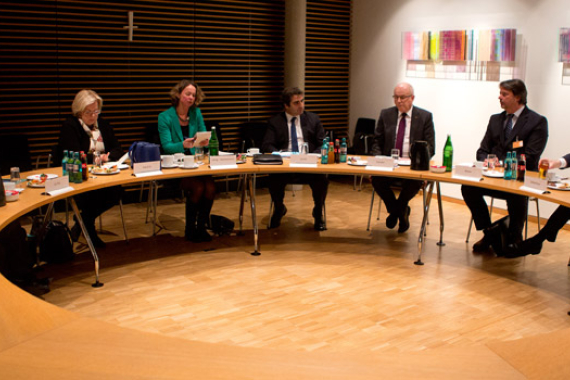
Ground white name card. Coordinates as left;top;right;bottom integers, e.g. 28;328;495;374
290;154;318;167
45;176;74;196
520;176;548;194
209;154;238;170
365;156;394;171
453;165;482;182
134;161;162;177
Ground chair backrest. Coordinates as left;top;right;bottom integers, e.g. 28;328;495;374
0;135;33;175
240;121;269;152
351;118;376;155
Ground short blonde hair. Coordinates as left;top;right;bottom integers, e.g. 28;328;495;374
71;89;103;116
169;79;205;107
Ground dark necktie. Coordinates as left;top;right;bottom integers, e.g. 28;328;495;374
395;113;406;157
505;114;514;140
290;117;299;152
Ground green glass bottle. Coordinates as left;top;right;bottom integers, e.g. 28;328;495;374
442;135;453;172
208;127;219;156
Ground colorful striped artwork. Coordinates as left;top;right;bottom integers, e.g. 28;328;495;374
402;29;516;62
560;28;570;63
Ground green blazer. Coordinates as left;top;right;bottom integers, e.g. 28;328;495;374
158;106;206;154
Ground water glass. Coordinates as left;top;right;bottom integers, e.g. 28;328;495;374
300;142;309;155
391;149;400;166
10;167;20;183
487;154;497;170
195;147;205;164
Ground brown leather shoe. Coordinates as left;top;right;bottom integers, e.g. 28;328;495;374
472;235;491;252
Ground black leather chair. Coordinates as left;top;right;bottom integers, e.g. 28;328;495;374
0;135;33;176
350;118;376;190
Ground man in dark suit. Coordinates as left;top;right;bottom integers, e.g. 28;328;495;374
262;87;328;231
462;79;548;253
504;154;570;258
370;82;435;233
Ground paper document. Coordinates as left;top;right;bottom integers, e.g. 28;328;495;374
194;131;211;146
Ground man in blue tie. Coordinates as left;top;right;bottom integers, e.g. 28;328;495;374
462;79;548;254
370;82;435;233
262;87;328;231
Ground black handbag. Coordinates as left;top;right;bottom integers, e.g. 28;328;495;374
253;154;283;165
483;215;510;256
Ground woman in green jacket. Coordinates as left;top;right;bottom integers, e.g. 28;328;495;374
158;80;215;242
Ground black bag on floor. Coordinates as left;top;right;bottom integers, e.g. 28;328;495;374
40;220;75;264
483;216;510;256
207;214;235;236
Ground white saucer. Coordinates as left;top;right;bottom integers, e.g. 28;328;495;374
482;170;504;178
348;161;368;166
180;164;199;169
161;164;180;169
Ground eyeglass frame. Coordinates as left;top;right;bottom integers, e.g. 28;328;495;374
392;95;412;101
83;110;100;116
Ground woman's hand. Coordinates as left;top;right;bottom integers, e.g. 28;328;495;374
199;138;209;147
183;137;197;149
100;152;110;163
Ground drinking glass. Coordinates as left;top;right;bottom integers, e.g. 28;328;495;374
487;154;497;171
194;147;205;165
301;142;309;155
539;161;549;180
391;149;400;167
10;167;20;183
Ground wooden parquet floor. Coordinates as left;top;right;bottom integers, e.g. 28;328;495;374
39;179;570;355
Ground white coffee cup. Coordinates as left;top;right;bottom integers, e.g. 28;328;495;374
247;147;260;155
183;155;195;168
174;153;185;163
161;155;174;167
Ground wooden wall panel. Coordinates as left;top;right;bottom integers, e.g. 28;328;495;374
0;0;350;169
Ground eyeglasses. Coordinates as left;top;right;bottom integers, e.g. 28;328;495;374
83;110;100;116
392;95;412;101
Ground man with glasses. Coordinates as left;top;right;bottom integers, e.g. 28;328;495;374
461;79;548;254
370;82;435;233
262;87;328;231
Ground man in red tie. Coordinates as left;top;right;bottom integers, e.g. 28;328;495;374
370;82;435;233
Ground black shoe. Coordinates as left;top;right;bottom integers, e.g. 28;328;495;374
269;205;287;229
70;223;82;242
472;235;491;253
193;228;213;243
314;218;326;231
386;213;398;229
504;236;543;258
397;206;411;233
89;233;106;249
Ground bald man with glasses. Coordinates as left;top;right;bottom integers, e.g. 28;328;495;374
370;82;435;233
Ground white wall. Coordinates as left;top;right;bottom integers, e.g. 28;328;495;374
351;0;570;217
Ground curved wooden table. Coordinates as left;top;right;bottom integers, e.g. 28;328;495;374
2;158;570;379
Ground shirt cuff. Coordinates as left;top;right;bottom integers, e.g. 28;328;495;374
560;158;567;168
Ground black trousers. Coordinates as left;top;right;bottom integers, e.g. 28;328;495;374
74;185;122;227
268;173;328;215
371;177;423;216
461;185;527;239
539;205;570;242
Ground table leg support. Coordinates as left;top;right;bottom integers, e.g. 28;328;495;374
436;182;446;246
415;181;435;266
69;197;103;288
238;174;247;236
248;174;260;256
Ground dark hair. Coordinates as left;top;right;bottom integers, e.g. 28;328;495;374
169;79;205;107
500;79;527;105
281;87;304;106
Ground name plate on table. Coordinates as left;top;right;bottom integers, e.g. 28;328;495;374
210;154;238;169
45;176;74;196
290;154;318;167
365;156;394;171
133;161;162;177
453;164;482;181
520;176;548;194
